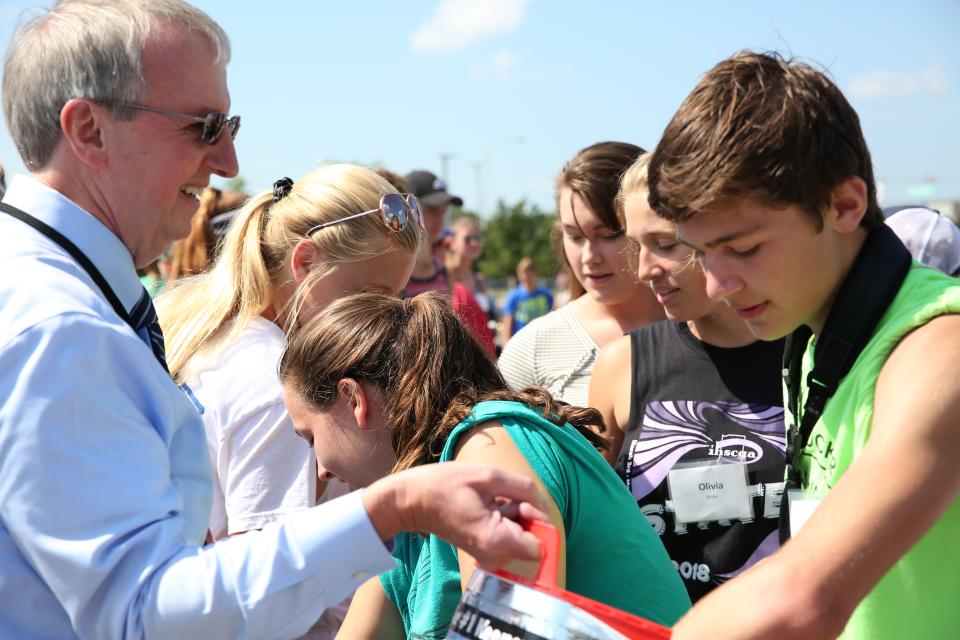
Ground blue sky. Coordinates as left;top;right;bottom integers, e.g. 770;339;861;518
2;0;958;215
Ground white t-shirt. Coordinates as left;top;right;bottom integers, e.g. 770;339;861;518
185;316;353;638
497;304;598;407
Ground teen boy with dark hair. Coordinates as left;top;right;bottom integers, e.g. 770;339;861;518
648;51;960;639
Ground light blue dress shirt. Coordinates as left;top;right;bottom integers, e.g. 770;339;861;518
0;175;394;639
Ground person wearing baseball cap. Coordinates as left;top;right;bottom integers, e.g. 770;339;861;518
405;170;464;208
401;170;463;298
399;170;495;353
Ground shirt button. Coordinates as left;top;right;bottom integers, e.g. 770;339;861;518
353;570;369;581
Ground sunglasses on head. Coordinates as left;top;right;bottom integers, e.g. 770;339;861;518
113;101;241;145
307;193;424;235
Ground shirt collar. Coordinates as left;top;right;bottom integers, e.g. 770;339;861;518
3;174;144;312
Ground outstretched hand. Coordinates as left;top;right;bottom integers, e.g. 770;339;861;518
363;462;548;569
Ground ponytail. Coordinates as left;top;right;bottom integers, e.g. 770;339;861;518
157;189;277;380
279;292;607;478
157;164;421;382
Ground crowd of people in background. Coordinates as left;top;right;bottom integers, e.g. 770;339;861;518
1;2;959;640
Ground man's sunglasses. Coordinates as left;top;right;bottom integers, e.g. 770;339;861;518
307;193;424;235
114;101;240;145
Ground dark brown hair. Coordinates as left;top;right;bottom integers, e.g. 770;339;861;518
648;51;883;230
279;291;607;474
553;141;646;298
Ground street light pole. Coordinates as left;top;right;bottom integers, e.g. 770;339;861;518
439;152;456;186
471;161;485;219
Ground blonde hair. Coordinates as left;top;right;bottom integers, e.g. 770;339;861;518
445;216;482;279
450;216;479;234
158;164;421;381
616;153;650;225
617;153;697;273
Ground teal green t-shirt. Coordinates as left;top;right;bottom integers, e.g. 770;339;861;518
380;400;691;638
793;264;960;639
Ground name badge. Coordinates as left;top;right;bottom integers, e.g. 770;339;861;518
764;481;785;519
667;460;752;524
787;489;822;537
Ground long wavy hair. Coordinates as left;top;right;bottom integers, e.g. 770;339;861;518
157;164;421;381
279;291;607;474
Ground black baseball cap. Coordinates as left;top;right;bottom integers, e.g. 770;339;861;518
404;170;463;207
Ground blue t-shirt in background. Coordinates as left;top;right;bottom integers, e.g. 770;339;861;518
505;285;553;335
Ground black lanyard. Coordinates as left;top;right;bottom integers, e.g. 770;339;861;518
778;224;912;542
0;201;135;330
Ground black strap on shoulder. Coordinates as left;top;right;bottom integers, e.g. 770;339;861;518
801;223;912;442
0;201;133;327
780;223;913;542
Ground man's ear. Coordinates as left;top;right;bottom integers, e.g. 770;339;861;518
59;98;108;170
337;378;373;430
290;239;323;284
827;176;868;234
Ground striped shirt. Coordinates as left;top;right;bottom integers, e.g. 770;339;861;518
497;304;598;407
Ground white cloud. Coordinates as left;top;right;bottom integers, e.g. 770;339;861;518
469;53;573;85
471;49;518;81
411;0;530;52
847;64;950;100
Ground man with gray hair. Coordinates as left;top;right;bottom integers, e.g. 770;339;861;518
0;2;545;638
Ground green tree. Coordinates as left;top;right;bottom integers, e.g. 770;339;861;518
476;199;558;280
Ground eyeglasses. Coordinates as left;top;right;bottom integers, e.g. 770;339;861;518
114;101;240;145
307;193;424;235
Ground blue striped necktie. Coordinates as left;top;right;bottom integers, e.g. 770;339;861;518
129;288;169;373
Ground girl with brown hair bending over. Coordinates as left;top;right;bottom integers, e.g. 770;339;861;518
279;291;691;639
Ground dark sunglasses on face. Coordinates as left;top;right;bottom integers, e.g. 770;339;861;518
113;101;241;145
307;193;425;235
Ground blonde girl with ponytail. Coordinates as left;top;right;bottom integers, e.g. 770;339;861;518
156;164;421;637
278;291;691;639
